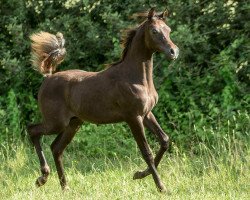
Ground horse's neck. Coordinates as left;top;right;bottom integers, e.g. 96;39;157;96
122;29;154;88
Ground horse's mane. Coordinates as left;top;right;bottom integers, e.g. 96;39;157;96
107;10;166;68
108;28;137;67
107;12;149;68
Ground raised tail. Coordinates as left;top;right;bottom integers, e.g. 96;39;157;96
30;31;66;76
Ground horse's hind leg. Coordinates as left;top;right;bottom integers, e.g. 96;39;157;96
51;117;82;190
28;124;51;187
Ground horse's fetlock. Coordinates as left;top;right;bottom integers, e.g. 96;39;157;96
41;165;50;176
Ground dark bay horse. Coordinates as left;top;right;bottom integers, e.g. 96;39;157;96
28;8;179;192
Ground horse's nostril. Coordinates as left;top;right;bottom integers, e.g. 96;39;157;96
170;48;175;55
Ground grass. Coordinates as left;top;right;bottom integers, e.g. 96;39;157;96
0;139;249;200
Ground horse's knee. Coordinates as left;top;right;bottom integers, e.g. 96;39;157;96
161;135;169;150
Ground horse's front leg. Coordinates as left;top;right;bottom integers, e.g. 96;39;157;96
127;116;166;192
133;112;169;180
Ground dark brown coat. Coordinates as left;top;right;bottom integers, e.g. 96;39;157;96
28;8;179;192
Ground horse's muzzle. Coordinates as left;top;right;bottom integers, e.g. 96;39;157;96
169;47;179;60
164;46;179;60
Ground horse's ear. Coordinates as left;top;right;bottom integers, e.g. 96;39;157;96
148;8;156;19
158;8;169;19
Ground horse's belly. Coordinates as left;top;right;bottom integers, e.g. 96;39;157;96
77;106;124;124
69;94;123;124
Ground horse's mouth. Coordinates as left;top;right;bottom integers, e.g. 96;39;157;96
165;54;178;61
163;47;179;61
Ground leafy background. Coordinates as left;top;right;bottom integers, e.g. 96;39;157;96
0;0;249;158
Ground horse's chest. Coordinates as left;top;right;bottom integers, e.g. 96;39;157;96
139;90;158;114
118;83;158;116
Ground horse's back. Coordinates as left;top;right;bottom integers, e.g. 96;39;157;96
50;69;96;80
37;70;96;131
37;69;121;125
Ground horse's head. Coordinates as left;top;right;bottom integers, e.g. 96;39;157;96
144;8;179;60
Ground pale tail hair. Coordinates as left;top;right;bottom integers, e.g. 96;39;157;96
30;31;66;76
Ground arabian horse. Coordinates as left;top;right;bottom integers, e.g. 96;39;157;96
28;8;179;192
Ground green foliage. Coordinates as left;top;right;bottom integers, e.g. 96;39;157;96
0;90;22;143
69;123;136;158
0;0;249;157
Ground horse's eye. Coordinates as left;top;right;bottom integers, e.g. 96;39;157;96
152;29;158;34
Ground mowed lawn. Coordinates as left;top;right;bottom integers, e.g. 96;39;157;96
0;142;249;200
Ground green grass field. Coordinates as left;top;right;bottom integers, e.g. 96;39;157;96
0;139;249;200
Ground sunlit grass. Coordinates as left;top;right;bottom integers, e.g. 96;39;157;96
0;140;249;200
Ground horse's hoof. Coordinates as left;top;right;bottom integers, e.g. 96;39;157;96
61;185;70;191
133;171;144;180
133;169;150;180
35;177;47;187
158;184;167;193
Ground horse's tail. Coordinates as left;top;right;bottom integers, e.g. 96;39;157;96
30;31;66;76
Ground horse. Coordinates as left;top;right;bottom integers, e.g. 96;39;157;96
28;8;179;192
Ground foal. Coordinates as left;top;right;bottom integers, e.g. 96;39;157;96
28;8;179;192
